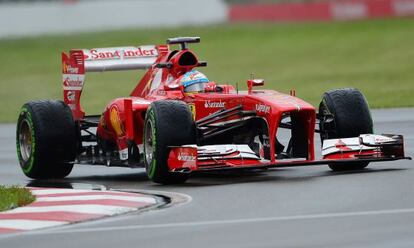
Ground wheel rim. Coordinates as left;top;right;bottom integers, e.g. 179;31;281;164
144;121;154;165
19;119;32;162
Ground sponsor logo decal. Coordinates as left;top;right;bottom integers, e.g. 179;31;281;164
133;99;150;105
375;137;392;143
119;148;128;160
66;91;76;101
376;138;396;144
63;74;84;90
109;106;125;136
335;139;351;151
204;101;225;108
178;153;196;162
255;104;270;114
84;46;157;60
188;103;196;120
63;64;79;74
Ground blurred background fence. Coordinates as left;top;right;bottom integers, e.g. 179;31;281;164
0;0;227;38
229;0;414;22
1;0;414;38
0;0;413;122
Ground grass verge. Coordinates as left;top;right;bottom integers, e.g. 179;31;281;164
0;185;35;212
0;18;413;122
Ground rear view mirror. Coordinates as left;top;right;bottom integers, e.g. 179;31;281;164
164;84;184;91
247;79;264;94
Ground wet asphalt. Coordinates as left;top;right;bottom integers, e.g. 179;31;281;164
0;108;413;248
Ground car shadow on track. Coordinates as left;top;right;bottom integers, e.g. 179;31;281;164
321;167;407;177
25;166;408;189
25;168;311;188
176;167;408;187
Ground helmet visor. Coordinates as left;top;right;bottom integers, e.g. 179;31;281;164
184;82;206;93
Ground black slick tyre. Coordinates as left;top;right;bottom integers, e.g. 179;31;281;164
16;100;78;179
143;100;195;184
319;88;373;171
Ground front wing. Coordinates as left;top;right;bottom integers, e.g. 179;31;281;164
167;134;411;173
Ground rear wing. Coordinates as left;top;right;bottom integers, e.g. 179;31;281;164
82;46;159;72
62;45;167;120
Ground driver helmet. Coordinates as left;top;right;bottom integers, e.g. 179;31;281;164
179;70;209;93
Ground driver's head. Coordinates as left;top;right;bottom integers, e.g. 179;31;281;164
179;70;209;93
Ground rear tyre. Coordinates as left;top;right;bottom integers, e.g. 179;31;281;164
16;100;78;179
143;100;195;184
319;88;373;171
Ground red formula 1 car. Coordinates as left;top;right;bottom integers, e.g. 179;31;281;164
16;37;411;184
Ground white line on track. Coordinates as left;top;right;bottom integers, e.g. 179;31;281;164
42;207;414;234
0;220;67;230
36;195;156;204
29;189;102;195
7;205;136;215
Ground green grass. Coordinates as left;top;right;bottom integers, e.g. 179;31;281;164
1;18;414;122
0;185;35;211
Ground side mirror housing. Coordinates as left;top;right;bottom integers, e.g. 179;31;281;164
164;83;184;92
247;79;264;94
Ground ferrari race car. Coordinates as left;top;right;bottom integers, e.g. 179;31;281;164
16;37;411;184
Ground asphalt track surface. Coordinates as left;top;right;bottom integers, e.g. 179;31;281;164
0;108;413;248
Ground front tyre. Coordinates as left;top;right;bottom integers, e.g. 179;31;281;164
16;100;78;179
319;88;373;171
143;100;195;184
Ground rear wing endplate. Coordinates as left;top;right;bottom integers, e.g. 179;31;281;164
62;45;165;119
